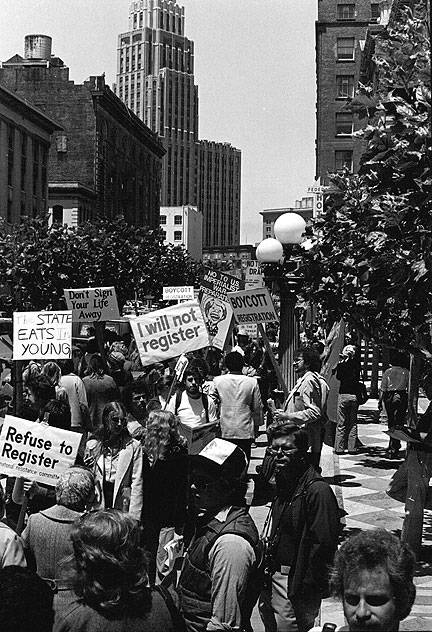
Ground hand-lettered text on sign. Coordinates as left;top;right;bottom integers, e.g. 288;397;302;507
13;311;72;360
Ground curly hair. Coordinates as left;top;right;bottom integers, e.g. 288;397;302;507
330;529;416;621
143;410;186;462
70;509;151;617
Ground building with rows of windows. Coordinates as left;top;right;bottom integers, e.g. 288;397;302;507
315;0;382;181
160;204;202;260
0;35;165;227
0;83;61;224
116;0;241;248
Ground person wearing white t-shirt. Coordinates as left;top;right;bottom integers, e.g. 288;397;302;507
167;368;218;429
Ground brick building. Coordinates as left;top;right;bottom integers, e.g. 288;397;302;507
315;0;382;182
116;0;241;247
0;35;165;227
0;83;61;223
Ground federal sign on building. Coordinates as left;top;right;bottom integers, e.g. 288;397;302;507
227;288;278;325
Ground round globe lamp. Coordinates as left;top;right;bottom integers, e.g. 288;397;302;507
256;238;284;264
274;212;306;245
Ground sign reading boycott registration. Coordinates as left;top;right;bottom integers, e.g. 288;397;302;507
13;311;72;360
130;300;210;367
0;416;81;486
163;286;195;301
64;286;120;322
228;288;278;325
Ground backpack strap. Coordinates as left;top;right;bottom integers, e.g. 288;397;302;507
153;584;186;632
201;392;209;424
175;389;183;415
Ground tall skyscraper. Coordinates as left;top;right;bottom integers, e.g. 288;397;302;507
116;0;241;247
315;0;382;182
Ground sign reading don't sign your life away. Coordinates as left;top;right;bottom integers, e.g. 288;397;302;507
64;287;120;322
13;311;72;360
130;300;210;367
227;287;278;325
0;416;81;486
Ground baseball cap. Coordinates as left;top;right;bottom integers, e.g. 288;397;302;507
191;438;248;480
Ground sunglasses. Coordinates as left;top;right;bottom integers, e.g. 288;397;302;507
191;477;216;491
344;593;393;607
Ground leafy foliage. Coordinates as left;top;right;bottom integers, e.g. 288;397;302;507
0;215;201;312
299;0;431;354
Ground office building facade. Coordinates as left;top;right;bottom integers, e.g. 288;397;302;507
315;0;382;181
160;205;202;260
116;0;241;247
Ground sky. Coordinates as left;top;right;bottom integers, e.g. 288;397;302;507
0;0;318;245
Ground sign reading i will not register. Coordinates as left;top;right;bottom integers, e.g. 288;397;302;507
64;287;120;322
163;286;195;301
227;288;278;324
0;416;81;486
13;311;72;360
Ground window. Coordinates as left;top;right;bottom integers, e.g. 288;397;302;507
52;205;64;224
370;3;380;21
161;230;166;240
337;4;355;20
56;134;67;153
174;231;182;241
335;150;353;171
160;214;167;224
7;125;14;187
336;112;353;135
21;132;27;190
33;140;39;195
337;37;355;60
174;215;182;225
336;75;354;98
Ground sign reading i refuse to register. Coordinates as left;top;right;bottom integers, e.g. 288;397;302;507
0;416;81;486
64;286;120;322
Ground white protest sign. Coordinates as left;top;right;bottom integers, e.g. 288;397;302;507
130;300;210;367
13;311;72;360
163;286;195;301
64;287;120;322
0;415;81;486
227;288;278;325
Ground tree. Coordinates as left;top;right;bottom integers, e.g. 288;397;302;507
0;215;200;312
299;0;431;357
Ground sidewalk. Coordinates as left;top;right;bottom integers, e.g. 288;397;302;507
250;397;432;631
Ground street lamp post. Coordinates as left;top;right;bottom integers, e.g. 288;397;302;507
256;213;306;392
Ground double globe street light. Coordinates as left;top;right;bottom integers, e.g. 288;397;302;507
256;212;307;392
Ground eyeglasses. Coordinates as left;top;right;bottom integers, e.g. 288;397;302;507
270;445;298;456
344;593;393;607
109;416;124;423
132;394;146;401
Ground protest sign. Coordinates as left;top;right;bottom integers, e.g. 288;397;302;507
228;287;278;325
13;311;72;360
199;268;245;350
163;286;195;301
64;287;120;322
130;300;210;367
0;415;81;486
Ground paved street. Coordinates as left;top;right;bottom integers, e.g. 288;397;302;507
250;397;432;631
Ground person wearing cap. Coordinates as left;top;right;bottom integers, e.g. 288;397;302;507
258;423;339;632
232;327;250;356
178;438;260;632
213;351;263;461
333;344;361;456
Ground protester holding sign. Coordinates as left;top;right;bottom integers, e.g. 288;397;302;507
84;401;143;521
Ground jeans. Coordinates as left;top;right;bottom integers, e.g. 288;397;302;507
401;449;432;558
259;571;321;632
383;390;407;451
334;394;358;453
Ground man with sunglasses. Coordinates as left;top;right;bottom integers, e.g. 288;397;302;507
259;423;339;632
310;529;415;631
178;438;260;632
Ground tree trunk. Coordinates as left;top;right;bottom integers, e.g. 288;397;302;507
370;345;380;398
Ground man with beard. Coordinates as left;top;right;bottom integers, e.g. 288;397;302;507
259;423;340;632
178;438;260;632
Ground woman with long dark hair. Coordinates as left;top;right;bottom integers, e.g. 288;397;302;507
84;401;143;521
53;509;182;631
141;410;188;584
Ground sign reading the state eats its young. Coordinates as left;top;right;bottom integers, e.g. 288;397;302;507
13;311;72;360
64;287;120;322
163;286;195;301
227;288;278;325
130;300;210;367
0;416;81;486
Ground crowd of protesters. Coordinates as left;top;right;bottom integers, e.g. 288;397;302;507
0;323;429;632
